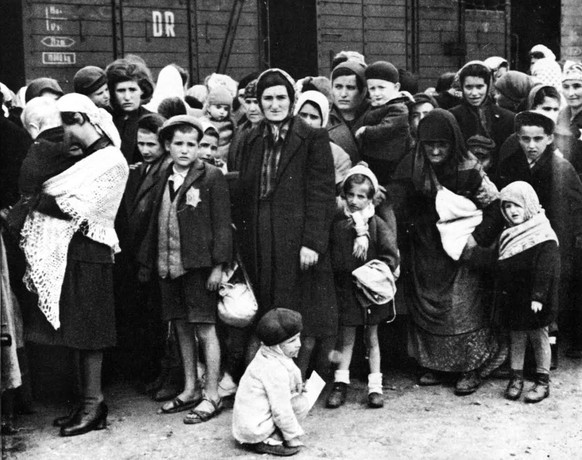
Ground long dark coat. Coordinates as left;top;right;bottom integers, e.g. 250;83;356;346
235;117;337;337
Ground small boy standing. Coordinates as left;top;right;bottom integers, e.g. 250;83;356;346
202;86;235;164
233;308;308;457
497;181;560;403
355;61;411;184
139;115;232;423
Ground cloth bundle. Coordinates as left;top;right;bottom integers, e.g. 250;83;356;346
352;259;397;307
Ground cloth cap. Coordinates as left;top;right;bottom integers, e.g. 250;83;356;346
515;110;555;135
158;114;203;142
207;86;233;106
483;56;508;72
294;90;330;127
56;93;121;148
256;308;303;346
330;60;367;89
467;134;496;151
499;181;542;222
74;66;107;96
365;61;399;84
342;161;379;195
562;61;582;83
25;78;64;103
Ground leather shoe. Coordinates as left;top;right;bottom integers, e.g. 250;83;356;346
326;382;347;408
60;402;108;437
367;392;384;408
252;442;300;456
504;373;524;400
524;373;550;403
53;404;81;427
454;371;481;396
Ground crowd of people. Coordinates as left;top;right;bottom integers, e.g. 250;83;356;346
1;43;581;456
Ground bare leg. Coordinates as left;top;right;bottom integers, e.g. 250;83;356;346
366;325;381;374
196;324;221;402
337;327;356;371
81;350;104;404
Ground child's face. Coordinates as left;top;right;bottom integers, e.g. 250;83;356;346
462;76;488;107
423;141;452;166
165;129;199;172
114;80;142;112
208;104;230;121
244;97;263;124
562;80;582;111
279;333;301;358
367;79;400;107
89;84;110;109
137;128;164;164
533;97;560;123
345;181;373;213
517;125;553;164
298;102;322;128
198;133;219;162
502;201;526;226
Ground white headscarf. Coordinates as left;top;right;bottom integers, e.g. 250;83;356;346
293;90;330;127
57;93;121;148
144;65;185;113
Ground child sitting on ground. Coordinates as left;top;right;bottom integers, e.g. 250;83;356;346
355;61;411;184
233;308;308;457
497;181;560;403
201;86;235;164
326;163;400;409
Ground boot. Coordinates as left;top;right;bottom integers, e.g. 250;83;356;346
503;370;524;401
524;373;550;403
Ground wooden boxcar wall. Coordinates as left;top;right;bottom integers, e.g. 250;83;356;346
561;0;582;62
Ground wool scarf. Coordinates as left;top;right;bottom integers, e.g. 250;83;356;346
498;211;558;260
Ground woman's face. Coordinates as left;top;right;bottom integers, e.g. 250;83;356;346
114;80;143;113
89;84;110;109
332;75;366;117
462;76;488;107
261;85;291;123
298;102;323;128
423;141;452;166
533;96;560;123
502;201;526;226
244;97;263;124
562;80;582;111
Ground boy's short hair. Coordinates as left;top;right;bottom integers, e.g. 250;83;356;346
137;113;166;134
159;115;203;143
515;110;555;135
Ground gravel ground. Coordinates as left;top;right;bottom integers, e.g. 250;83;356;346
3;355;582;460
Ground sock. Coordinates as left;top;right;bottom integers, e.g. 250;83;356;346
368;372;383;395
334;370;350;385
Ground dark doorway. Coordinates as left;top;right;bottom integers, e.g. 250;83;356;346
263;0;318;79
511;0;561;72
0;0;26;90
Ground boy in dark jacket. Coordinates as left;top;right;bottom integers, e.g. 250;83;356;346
355;61;411;184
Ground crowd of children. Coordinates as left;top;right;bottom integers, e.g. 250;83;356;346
1;44;582;456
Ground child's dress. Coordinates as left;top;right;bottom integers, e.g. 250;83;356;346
330;205;400;326
232;344;306;444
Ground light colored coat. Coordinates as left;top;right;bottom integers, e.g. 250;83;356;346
232;345;305;444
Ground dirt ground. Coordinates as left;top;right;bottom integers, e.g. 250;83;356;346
3;354;582;460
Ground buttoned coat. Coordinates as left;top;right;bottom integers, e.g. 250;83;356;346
234;117;337;337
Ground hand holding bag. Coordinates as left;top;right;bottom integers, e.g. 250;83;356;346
217;260;258;328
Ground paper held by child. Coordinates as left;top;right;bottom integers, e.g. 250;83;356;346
304;371;326;411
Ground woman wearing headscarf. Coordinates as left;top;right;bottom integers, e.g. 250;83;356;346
20;94;128;436
234;69;337;378
144;64;185;114
494;71;538;113
392;109;503;395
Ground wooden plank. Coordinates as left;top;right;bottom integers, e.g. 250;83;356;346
365;30;407;43
364;5;407;18
317;3;364;16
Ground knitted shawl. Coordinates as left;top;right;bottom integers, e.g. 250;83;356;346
20;146;129;329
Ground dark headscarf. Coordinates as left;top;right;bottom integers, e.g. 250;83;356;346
413;109;475;195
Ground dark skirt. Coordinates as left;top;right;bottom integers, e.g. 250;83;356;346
25;235;117;350
159;268;217;323
334;271;393;326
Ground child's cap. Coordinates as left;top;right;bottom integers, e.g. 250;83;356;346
499;181;542;222
365;61;399;84
515;110;555;134
207;86;233;107
467;135;496;152
256;308;303;346
74;66;108;96
342;161;379;195
562;61;582;83
159;115;203;142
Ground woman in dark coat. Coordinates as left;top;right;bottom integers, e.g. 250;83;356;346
392;109;503;395
235;68;337;377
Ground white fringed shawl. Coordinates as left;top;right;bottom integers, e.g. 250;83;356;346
20;146;128;329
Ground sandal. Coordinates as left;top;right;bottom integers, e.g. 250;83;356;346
183;397;223;424
158;395;202;414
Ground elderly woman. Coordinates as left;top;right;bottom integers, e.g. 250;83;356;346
20;94;128;436
393;109;503;395
234;69;337;378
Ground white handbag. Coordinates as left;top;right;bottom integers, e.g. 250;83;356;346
217;261;258;328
